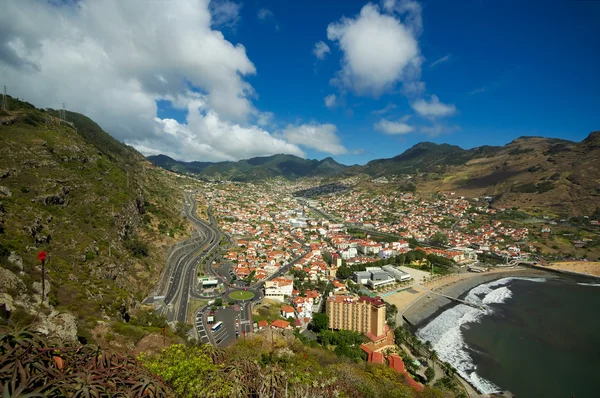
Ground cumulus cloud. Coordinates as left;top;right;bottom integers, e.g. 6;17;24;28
282;123;347;155
313;41;331;60
0;0;311;161
326;3;422;96
257;8;274;20
382;0;423;35
411;95;456;117
374;118;414;135
210;0;241;29
324;94;337;108
145;97;304;161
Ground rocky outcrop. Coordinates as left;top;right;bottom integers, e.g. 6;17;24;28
8;252;23;272
115;196;144;241
32;311;78;344
23;216;51;244
32;280;51;302
0;186;12;197
0;267;26;293
33;186;70;206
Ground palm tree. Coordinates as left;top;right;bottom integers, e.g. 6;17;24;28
429;349;439;366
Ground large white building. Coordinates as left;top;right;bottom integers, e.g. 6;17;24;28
381;265;412;282
264;277;294;302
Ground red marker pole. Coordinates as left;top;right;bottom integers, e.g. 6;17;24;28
37;251;48;305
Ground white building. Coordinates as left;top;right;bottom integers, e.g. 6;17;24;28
264;277;294;302
382;265;412;282
340;247;358;260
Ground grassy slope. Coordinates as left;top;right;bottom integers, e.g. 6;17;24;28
0;102;188;342
416;135;600;216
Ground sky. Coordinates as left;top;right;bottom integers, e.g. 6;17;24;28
1;0;599;165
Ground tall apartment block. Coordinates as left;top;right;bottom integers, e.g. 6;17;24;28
325;295;387;341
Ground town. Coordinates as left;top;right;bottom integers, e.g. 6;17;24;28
186;176;580;392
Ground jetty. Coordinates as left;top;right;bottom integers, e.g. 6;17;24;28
423;288;486;311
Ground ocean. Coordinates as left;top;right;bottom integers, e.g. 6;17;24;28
416;276;600;397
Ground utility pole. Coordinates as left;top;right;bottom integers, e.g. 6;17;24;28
2;86;7;111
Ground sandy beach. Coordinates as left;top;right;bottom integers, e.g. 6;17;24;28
385;267;554;327
545;261;600;277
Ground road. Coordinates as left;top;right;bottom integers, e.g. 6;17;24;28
147;192;308;347
146;192;221;324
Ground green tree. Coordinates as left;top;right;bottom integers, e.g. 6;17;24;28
310;313;329;333
139;344;231;397
430;232;448;247
425;366;435;383
214;298;223;307
247;270;256;285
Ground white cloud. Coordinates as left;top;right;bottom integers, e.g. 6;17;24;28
324;94;337;108
468;86;487;95
327;3;422;96
0;0;308;161
256;111;274;127
282;123;347;155
145;98;304;161
210;0;241;29
374;118;414;135
382;0;423;35
371;103;397;115
411;95;456;117
430;53;452;67
418;123;460;136
313;41;331;60
257;8;274;20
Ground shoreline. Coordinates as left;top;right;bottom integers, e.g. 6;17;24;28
392;268;555;328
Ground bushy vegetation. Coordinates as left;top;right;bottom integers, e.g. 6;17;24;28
139;333;455;398
0;329;171;397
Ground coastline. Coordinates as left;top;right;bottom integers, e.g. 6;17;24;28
395;268;555;328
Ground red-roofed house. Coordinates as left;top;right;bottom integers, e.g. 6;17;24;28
388;354;424;392
270;319;291;329
257;320;268;330
281;305;295;318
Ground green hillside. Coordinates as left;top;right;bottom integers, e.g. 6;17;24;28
0;98;188;343
149;153;348;181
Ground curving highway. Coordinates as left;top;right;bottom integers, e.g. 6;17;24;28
148;192;310;347
147;192;221;324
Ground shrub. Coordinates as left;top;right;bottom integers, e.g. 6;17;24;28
124;238;149;257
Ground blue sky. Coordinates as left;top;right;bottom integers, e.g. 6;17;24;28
2;0;599;164
207;0;600;164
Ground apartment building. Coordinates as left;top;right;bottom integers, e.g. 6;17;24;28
326;295;386;341
264;277;293;302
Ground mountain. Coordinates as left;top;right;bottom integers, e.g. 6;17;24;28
148;132;599;215
412;133;600;216
0;96;187;344
359;142;489;175
148;153;348;181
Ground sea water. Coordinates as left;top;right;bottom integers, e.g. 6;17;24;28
416;277;600;397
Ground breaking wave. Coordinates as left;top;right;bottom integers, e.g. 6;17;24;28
416;277;546;394
578;282;600;287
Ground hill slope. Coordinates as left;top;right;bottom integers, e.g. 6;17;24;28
148;153;348;181
0;97;188;343
412;133;600;216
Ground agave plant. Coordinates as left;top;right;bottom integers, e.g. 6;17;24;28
0;328;172;397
